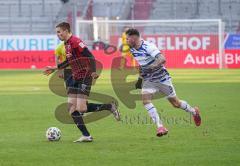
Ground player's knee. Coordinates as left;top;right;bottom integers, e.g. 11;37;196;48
76;105;87;113
68;103;76;113
142;100;151;105
168;97;181;108
171;101;181;108
142;95;152;105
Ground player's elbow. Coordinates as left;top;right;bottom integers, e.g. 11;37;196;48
157;54;166;65
158;58;166;65
162;55;166;62
161;58;166;64
82;48;95;59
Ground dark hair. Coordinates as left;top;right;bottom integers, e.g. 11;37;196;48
56;22;71;33
125;28;140;37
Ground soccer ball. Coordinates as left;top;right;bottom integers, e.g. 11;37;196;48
46;127;61;141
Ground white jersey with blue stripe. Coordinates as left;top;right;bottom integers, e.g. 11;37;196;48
130;40;160;66
130;40;170;82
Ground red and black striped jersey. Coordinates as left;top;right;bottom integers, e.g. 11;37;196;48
64;35;94;80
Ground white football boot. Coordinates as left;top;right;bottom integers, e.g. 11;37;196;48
110;101;121;121
73;136;93;143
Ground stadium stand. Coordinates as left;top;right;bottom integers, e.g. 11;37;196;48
0;0;61;34
92;0;131;19
149;0;240;32
0;0;239;34
131;0;153;20
0;0;88;34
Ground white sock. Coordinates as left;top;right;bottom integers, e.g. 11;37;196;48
180;100;196;115
144;103;163;128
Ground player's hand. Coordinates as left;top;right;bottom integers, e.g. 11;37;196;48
135;77;143;89
43;66;56;76
58;72;64;79
91;72;99;79
57;69;64;79
66;53;72;58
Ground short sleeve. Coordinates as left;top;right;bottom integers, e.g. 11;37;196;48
72;37;87;52
147;43;161;58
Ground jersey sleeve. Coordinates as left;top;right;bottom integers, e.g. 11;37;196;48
147;43;161;58
72;38;87;52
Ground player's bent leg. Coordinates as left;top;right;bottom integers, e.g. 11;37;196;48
167;96;201;126
67;93;77;114
76;94;88;113
86;102;120;121
167;96;181;108
79;76;120;120
142;92;168;137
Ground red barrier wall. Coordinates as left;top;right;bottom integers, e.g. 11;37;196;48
0;50;239;69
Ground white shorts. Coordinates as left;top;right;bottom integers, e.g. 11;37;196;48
142;78;176;98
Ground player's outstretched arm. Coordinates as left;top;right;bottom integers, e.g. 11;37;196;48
135;77;143;89
43;60;69;76
57;59;69;69
43;66;57;76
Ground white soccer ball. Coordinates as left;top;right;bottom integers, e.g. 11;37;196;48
31;65;36;69
46;127;61;141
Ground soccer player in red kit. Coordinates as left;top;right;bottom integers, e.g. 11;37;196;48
44;22;120;142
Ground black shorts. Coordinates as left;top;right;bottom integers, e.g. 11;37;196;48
63;69;72;87
63;69;92;96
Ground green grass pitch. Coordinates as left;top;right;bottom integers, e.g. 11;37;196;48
0;69;240;166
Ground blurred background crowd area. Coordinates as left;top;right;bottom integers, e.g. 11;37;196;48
0;0;239;35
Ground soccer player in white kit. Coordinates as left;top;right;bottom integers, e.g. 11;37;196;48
126;28;201;137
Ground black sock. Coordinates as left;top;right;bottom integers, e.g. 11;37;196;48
87;103;112;112
71;111;90;136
